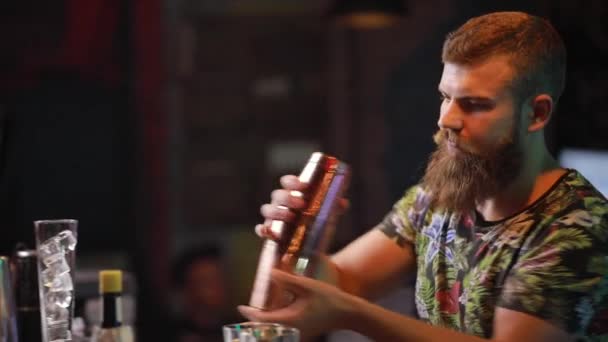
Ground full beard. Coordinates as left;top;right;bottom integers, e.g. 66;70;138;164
421;129;523;214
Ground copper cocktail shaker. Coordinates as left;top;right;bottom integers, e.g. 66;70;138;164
249;152;350;310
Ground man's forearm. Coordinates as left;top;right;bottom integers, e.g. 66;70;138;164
343;295;488;342
329;229;418;300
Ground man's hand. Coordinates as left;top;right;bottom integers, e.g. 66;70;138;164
238;269;359;341
255;175;349;240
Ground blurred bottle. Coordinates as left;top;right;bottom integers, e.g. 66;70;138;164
1;256;18;342
11;247;42;342
249;152;350;310
92;270;134;342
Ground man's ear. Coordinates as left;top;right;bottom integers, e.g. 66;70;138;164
528;94;553;132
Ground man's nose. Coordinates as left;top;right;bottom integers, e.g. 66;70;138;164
437;104;463;131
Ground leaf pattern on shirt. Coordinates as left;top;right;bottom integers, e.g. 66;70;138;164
378;170;608;339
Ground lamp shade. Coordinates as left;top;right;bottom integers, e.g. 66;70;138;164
328;0;407;29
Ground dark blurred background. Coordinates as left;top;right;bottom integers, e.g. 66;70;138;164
0;0;606;340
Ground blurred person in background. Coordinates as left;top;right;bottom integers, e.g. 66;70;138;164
171;244;237;342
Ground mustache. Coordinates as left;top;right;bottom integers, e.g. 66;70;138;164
433;130;469;153
433;130;457;145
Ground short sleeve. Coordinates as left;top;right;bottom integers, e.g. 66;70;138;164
377;185;430;248
497;209;608;337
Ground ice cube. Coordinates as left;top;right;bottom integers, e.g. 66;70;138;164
41;268;55;287
46;306;69;325
40;239;64;265
43;252;64;267
50;273;73;292
46;290;73;308
47;322;71;341
56;230;77;251
48;256;70;276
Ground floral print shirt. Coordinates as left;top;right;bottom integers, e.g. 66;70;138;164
378;170;608;340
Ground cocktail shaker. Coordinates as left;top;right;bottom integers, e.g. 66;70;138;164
249;152;350;310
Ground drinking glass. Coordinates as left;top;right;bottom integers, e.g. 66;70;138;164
223;322;299;342
35;219;78;342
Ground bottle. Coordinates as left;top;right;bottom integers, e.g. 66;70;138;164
92;270;134;342
0;256;18;342
249;152;350;310
12;247;42;342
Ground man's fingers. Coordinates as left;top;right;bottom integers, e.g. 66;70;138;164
260;204;296;222
255;222;283;240
237;302;299;323
255;224;270;238
237;305;281;323
270;269;320;295
255;224;264;237
270;189;307;209
280;175;308;191
271;269;341;298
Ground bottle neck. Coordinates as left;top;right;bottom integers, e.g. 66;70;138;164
101;292;123;328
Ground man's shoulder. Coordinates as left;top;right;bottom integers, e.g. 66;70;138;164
554;169;608;213
388;184;451;233
393;184;434;213
538;169;608;238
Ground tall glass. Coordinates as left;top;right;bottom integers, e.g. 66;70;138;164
35;219;78;342
223;322;299;342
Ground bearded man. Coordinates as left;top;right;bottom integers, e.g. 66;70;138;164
239;11;608;341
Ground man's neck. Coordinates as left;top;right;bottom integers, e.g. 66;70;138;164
475;152;565;222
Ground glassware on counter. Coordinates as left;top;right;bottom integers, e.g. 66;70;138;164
223;322;299;342
35;219;78;342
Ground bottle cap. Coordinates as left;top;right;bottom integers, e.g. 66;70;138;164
99;270;122;293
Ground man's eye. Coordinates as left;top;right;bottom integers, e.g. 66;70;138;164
460;100;493;112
